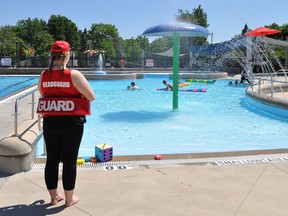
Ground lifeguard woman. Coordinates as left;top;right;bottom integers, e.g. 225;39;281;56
37;40;95;207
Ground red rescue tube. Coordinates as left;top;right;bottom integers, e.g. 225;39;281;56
37;97;91;116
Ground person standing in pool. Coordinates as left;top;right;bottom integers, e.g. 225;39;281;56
240;69;251;84
37;40;95;207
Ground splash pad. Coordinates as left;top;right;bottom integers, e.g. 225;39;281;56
143;21;210;109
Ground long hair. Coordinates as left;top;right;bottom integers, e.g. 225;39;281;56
49;52;70;76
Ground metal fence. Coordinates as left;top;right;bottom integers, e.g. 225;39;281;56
0;56;182;69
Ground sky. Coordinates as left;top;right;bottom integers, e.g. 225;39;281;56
0;0;287;44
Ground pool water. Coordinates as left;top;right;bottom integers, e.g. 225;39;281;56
37;74;288;157
76;74;287;157
0;75;38;100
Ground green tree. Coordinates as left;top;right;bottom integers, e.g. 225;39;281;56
241;23;250;35
137;36;149;66
14;18;47;45
263;23;287;66
177;5;208;27
80;28;89;51
77;29;90;67
122;36;149;66
280;24;288;41
136;36;149;52
147;37;173;68
175;5;210;69
0;25;18;57
265;23;287;66
148;37;172;54
176;5;209;46
14;18;53;56
47;15;80;50
88;23;119;58
114;36;125;61
266;23;282;40
33;32;54;56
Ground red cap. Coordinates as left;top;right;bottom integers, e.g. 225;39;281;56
51;40;70;52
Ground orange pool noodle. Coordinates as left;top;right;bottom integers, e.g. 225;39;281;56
90;157;97;163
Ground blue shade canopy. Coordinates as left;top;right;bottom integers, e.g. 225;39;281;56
142;21;210;37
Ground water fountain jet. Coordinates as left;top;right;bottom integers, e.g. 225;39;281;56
95;53;106;75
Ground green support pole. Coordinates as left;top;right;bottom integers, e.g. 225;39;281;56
172;32;179;110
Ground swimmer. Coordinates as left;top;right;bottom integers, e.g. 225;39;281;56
127;82;139;90
130;82;139;89
163;80;173;91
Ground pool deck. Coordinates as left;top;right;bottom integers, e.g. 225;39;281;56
0;86;39;138
1;158;288;215
1;78;288;215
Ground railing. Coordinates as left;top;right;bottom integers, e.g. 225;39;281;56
252;75;288;98
13;86;41;137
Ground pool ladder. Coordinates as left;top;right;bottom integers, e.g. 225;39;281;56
13;85;42;137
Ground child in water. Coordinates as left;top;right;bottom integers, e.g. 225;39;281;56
162;80;173;91
127;82;139;90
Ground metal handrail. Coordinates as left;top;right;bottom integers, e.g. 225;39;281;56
270;77;274;97
38;114;43;132
253;71;287;82
13;86;39;137
255;77;288;85
254;77;288;98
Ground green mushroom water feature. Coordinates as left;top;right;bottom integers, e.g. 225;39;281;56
143;21;210;110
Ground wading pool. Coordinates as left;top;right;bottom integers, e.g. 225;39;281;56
37;74;288;157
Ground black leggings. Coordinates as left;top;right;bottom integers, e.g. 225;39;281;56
43;116;84;190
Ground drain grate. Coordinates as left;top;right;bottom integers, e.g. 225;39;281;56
33;156;288;169
33;158;210;169
215;157;288;165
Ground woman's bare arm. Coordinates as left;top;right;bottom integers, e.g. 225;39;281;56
71;70;95;101
38;71;44;97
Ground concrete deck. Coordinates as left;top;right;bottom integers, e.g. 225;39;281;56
1;157;288;216
0;85;39;138
1;77;288;215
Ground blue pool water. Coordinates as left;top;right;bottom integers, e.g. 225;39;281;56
37;74;288;157
0;75;38;99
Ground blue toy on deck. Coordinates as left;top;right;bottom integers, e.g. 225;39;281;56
95;143;113;162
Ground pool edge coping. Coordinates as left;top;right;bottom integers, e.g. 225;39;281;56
35;148;288;164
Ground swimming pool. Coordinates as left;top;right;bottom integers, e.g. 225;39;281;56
37;74;287;157
0;75;38;100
